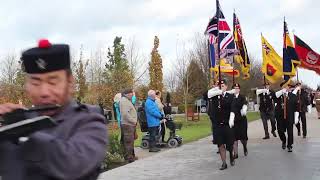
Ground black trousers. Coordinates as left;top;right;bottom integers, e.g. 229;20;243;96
148;126;159;149
277;118;294;148
260;110;276;137
160;122;166;142
295;112;307;136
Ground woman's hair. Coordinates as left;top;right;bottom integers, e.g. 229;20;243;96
155;90;161;96
113;93;122;103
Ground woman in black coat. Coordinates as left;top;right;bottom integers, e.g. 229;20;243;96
230;83;248;158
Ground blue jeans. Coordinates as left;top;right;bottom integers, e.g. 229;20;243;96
148;126;159;149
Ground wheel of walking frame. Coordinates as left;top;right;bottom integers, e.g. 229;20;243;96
177;138;183;146
141;140;149;149
168;138;178;148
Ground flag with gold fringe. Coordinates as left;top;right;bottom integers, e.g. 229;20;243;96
261;35;283;83
233;12;250;79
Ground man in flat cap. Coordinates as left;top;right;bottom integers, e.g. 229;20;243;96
119;88;138;163
256;81;277;139
0;39;107;180
207;79;235;170
274;82;299;152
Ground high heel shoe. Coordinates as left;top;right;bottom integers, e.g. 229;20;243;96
219;162;227;170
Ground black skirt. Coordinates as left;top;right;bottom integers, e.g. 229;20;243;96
234;116;248;141
214;124;235;151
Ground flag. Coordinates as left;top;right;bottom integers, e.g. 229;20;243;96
208;35;216;69
294;35;320;75
213;58;240;77
208;35;217;79
205;0;236;59
233;12;250;79
205;16;218;36
215;0;236;58
283;20;300;85
261;35;283;83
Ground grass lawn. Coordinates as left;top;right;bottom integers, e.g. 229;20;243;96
132;111;260;147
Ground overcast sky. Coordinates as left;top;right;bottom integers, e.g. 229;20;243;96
0;0;319;88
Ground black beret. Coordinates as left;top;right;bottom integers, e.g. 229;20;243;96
232;83;240;89
21;39;70;74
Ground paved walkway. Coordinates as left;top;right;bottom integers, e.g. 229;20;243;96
100;109;320;180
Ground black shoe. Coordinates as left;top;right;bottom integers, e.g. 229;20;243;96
282;142;286;150
217;150;220;154
234;154;238;159
262;136;270;140
272;131;277;137
149;148;160;152
244;147;248;156
219;163;227;170
303;136;306;139
230;153;235;166
288;147;293;152
298;131;301;136
230;159;235;166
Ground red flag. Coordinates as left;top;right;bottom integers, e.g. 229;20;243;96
294;35;320;75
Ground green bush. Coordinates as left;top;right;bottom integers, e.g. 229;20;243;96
100;131;125;171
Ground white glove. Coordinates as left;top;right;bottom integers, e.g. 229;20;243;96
240;105;248;116
294;112;299;125
229;112;235;128
256;89;268;95
307;105;312;114
292;87;300;95
276;89;285;98
227;89;236;94
208;89;223;98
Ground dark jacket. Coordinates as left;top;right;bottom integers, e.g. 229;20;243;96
210;92;234;125
259;90;275;112
274;92;298;122
296;89;311;113
0;100;108;180
231;94;248;122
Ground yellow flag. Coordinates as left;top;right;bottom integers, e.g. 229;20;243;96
261;35;283;84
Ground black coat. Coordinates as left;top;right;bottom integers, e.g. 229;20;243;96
210;92;234;125
259;90;275;112
231;94;248;121
296;89;311;113
274;92;298;122
231;94;248;140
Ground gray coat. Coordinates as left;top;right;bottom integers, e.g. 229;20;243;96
0;100;108;180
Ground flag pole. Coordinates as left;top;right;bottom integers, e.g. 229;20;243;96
232;9;235;85
216;0;222;89
292;30;300;83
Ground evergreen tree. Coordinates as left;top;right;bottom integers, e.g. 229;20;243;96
149;36;164;92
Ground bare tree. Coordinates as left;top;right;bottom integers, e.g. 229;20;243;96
164;70;178;92
174;39;192;120
1;53;19;84
125;37;149;85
